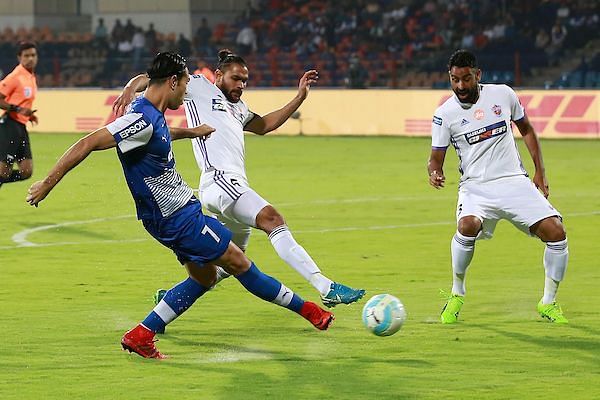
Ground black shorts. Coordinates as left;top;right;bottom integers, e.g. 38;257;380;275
0;114;32;164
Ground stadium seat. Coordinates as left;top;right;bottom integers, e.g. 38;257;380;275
568;71;583;88
584;71;597;87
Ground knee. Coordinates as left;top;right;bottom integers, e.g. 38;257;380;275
457;216;481;237
186;262;218;287
197;270;218;288
222;244;251;275
545;224;567;243
535;217;567;242
256;207;285;232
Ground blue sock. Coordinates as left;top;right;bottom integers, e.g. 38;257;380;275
235;262;304;313
142;278;208;333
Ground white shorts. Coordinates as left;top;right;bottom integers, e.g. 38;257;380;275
457;175;561;240
200;172;270;250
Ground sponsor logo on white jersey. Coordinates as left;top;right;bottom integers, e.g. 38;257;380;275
465;121;507;145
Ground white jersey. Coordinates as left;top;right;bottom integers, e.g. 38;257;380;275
184;74;256;187
431;84;528;185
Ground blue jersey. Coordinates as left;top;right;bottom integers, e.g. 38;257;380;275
106;96;194;220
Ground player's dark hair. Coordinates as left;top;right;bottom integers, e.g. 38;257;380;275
147;52;187;86
448;49;478;70
17;41;37;56
216;49;247;71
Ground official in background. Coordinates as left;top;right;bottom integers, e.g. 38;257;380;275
0;41;38;189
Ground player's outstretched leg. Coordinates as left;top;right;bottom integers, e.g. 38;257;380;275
122;277;209;358
268;224;365;307
234;261;334;330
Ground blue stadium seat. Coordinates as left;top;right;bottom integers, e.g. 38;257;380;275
554;73;570;88
567;71;583;88
584;71;597;88
502;71;515;85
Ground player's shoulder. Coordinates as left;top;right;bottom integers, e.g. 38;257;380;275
189;73;211;86
187;73;213;95
481;83;516;97
0;67;20;84
434;95;457;118
125;97;160;124
190;73;208;80
130;96;152;113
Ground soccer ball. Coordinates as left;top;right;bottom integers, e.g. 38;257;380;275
362;294;407;336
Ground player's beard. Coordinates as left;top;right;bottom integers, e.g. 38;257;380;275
227;89;242;103
454;85;479;105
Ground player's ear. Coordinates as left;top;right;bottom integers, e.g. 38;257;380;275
170;75;177;90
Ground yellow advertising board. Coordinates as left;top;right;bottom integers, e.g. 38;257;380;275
31;89;599;138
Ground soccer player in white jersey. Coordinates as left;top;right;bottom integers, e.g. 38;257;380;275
114;49;365;313
428;50;569;324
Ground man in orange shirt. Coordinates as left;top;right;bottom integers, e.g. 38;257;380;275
193;58;215;83
0;41;38;188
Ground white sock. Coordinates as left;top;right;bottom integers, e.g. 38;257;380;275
542;276;560;304
451;231;476;296
153;300;178;325
269;225;333;296
214;266;231;286
542;239;568;303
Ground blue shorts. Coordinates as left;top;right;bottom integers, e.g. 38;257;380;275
142;200;232;266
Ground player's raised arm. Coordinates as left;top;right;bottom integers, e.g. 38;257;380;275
113;74;151;117
26;128;116;206
245;70;318;135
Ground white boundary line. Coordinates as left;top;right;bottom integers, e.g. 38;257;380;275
11;215;134;247
2;193;598;250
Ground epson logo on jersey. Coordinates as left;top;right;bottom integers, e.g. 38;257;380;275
118;118;148;139
465;121;507;145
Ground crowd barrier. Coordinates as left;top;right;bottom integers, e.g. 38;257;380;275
30;89;599;138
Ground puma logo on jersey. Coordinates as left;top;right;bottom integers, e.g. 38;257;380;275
465;121;507;145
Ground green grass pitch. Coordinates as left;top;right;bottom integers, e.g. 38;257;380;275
1;133;599;399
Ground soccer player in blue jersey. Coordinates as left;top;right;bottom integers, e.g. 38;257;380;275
26;52;334;359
